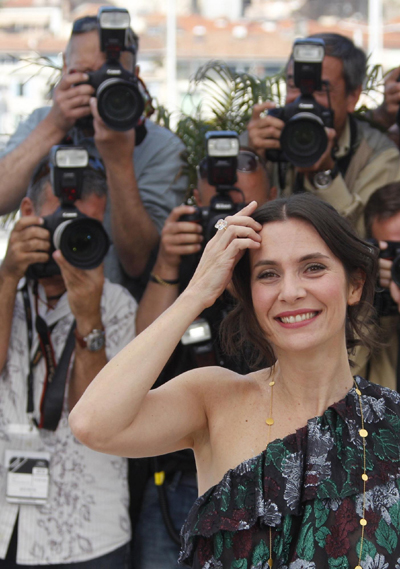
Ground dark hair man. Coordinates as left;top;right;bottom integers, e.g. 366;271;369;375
353;182;400;391
0;165;137;567
132;148;274;569
246;33;400;236
0;13;187;300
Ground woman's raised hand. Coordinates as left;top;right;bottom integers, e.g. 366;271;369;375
185;201;262;309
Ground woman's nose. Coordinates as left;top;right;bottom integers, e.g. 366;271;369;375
277;273;306;303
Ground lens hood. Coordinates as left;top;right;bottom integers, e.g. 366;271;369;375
53;217;110;270
280;112;328;168
96;78;144;131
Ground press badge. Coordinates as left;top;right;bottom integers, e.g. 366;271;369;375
5;450;50;505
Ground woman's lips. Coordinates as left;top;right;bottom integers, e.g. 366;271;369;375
275;310;321;328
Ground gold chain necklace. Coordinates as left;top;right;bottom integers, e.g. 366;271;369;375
265;376;368;569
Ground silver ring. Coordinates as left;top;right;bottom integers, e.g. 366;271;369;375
215;219;228;232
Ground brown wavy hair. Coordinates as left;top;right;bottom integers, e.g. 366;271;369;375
221;194;380;369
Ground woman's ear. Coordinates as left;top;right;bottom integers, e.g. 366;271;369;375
348;269;366;306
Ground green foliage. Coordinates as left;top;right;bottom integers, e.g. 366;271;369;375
174;61;286;191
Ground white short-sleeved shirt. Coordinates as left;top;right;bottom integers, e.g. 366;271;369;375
0;279;137;564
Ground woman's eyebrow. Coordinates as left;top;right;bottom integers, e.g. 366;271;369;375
253;253;330;269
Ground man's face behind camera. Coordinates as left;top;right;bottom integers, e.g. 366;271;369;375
195;157;272;208
371;211;400;243
285;55;361;138
63;30;135;76
35;183;106;222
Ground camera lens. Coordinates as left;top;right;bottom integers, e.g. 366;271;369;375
391;255;400;288
280;112;328;168
96;78;145;131
53;218;110;270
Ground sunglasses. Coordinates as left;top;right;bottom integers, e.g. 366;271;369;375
71;16;98;34
197;150;260;180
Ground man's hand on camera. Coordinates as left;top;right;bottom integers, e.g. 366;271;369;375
373;67;400;130
377;241;400;310
248;101;283;157
378;241;392;289
53;250;104;331
157;204;204;271
0;217;50;283
90;98;135;167
48;72;94;135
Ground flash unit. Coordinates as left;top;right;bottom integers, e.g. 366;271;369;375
293;39;325;63
52;147;89;169
181;319;212;346
206;132;240;157
98;7;131;30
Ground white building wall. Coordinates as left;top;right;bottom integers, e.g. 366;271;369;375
200;0;243;19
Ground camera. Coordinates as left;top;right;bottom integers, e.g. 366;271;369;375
266;38;334;168
369;238;400;316
27;146;110;279
83;7;144;131
370;239;400;288
181;131;244;244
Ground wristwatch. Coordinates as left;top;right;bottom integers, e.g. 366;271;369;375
74;328;105;352
311;165;339;190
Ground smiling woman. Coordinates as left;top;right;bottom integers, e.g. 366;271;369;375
221;195;379;369
69;194;400;569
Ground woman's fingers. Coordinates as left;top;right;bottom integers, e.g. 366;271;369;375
218;223;262;245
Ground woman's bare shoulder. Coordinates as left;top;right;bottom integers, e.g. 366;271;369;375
170;365;271;402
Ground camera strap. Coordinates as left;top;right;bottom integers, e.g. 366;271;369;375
135;120;147;146
22;282;76;431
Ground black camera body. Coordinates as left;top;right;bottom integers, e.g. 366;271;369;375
84;7;144;131
182;194;244;244
181;131;244;244
266;38;334;168
369;238;400;317
27;146;110;280
371;239;400;288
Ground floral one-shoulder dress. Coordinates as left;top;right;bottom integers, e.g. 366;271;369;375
179;377;400;569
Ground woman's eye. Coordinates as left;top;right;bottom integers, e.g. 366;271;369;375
258;271;279;280
306;263;326;273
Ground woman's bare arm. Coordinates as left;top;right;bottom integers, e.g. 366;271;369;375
69;202;262;458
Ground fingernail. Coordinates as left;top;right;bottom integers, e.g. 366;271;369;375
38;218;44;225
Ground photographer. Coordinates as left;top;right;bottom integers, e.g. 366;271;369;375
0;160;137;567
353;182;400;391
133;144;274;569
246;32;400;236
0;9;186;300
370;65;400;132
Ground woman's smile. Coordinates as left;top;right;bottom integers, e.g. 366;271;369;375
275;309;321;328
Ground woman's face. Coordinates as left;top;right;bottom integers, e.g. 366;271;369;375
250;218;363;356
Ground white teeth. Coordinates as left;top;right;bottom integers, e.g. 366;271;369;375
280;312;317;324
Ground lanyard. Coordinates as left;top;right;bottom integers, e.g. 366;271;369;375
21;282;76;431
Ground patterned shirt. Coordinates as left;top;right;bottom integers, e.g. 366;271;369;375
179;377;400;569
0;279;137;564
